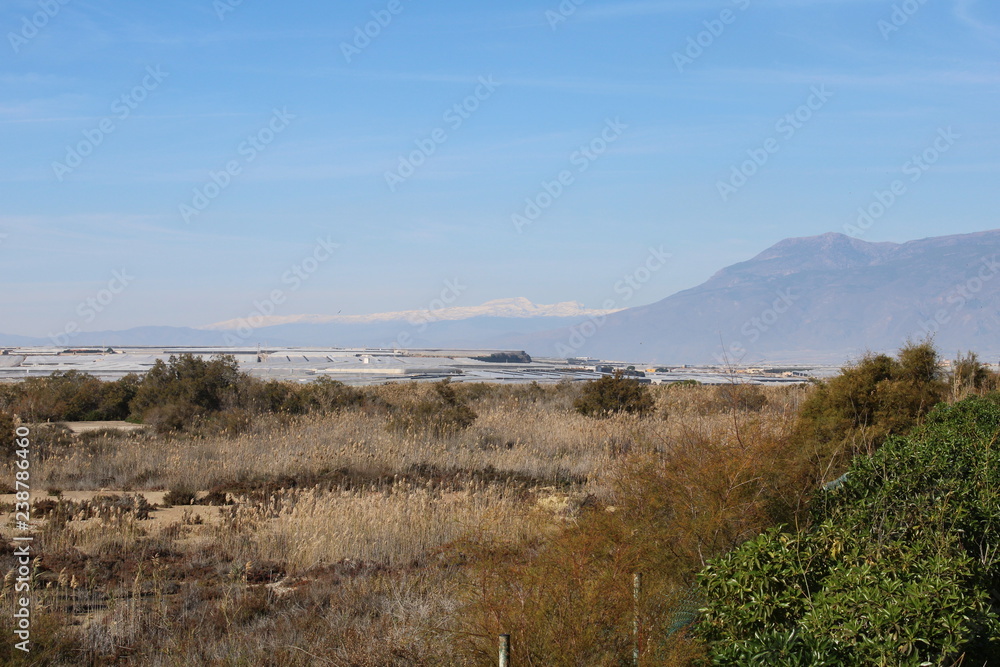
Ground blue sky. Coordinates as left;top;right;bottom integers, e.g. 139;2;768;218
1;0;998;336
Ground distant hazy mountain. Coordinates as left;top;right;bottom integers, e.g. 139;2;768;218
0;333;48;347
0;327;265;348
7;230;1000;365
516;230;1000;364
0;311;595;352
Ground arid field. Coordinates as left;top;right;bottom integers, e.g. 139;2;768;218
0;376;817;666
2;345;995;665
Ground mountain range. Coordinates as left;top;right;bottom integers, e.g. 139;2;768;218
5;230;1000;365
522;229;1000;364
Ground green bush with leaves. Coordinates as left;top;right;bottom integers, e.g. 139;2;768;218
129;354;247;432
0;371;140;423
696;396;1000;665
574;372;654;418
0;353;380;436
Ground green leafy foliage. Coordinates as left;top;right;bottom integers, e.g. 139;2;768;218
574;371;655;418
0;371;140;422
696;396;1000;665
0;354;375;435
129;354;244;430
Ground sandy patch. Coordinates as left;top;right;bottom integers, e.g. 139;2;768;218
53;421;149;434
0;489;226;532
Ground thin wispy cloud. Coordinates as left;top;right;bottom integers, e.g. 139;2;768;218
953;0;1000;39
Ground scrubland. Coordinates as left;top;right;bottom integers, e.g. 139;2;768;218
0;344;995;665
0;377;809;665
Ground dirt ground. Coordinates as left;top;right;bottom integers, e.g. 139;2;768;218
55;421;149;434
0;489;226;534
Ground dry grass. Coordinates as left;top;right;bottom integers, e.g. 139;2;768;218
23;383;807;493
216;482;544;573
0;381;813;665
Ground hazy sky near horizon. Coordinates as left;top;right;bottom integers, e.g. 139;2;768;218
1;0;999;337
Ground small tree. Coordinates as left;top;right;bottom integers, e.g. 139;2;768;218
793;341;946;480
574;372;654;418
129;354;247;432
388;379;477;436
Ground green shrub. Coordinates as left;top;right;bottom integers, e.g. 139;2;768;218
696;396;1000;665
298;376;367;413
388;379;477;435
96;373;141;420
0;371;140;422
793;341;946;479
0;354;378;434
127;354;255;432
163;484;197;506
574;372;654;418
130;354;245;420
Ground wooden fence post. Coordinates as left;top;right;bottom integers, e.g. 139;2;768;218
499;633;510;667
633;572;642;666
